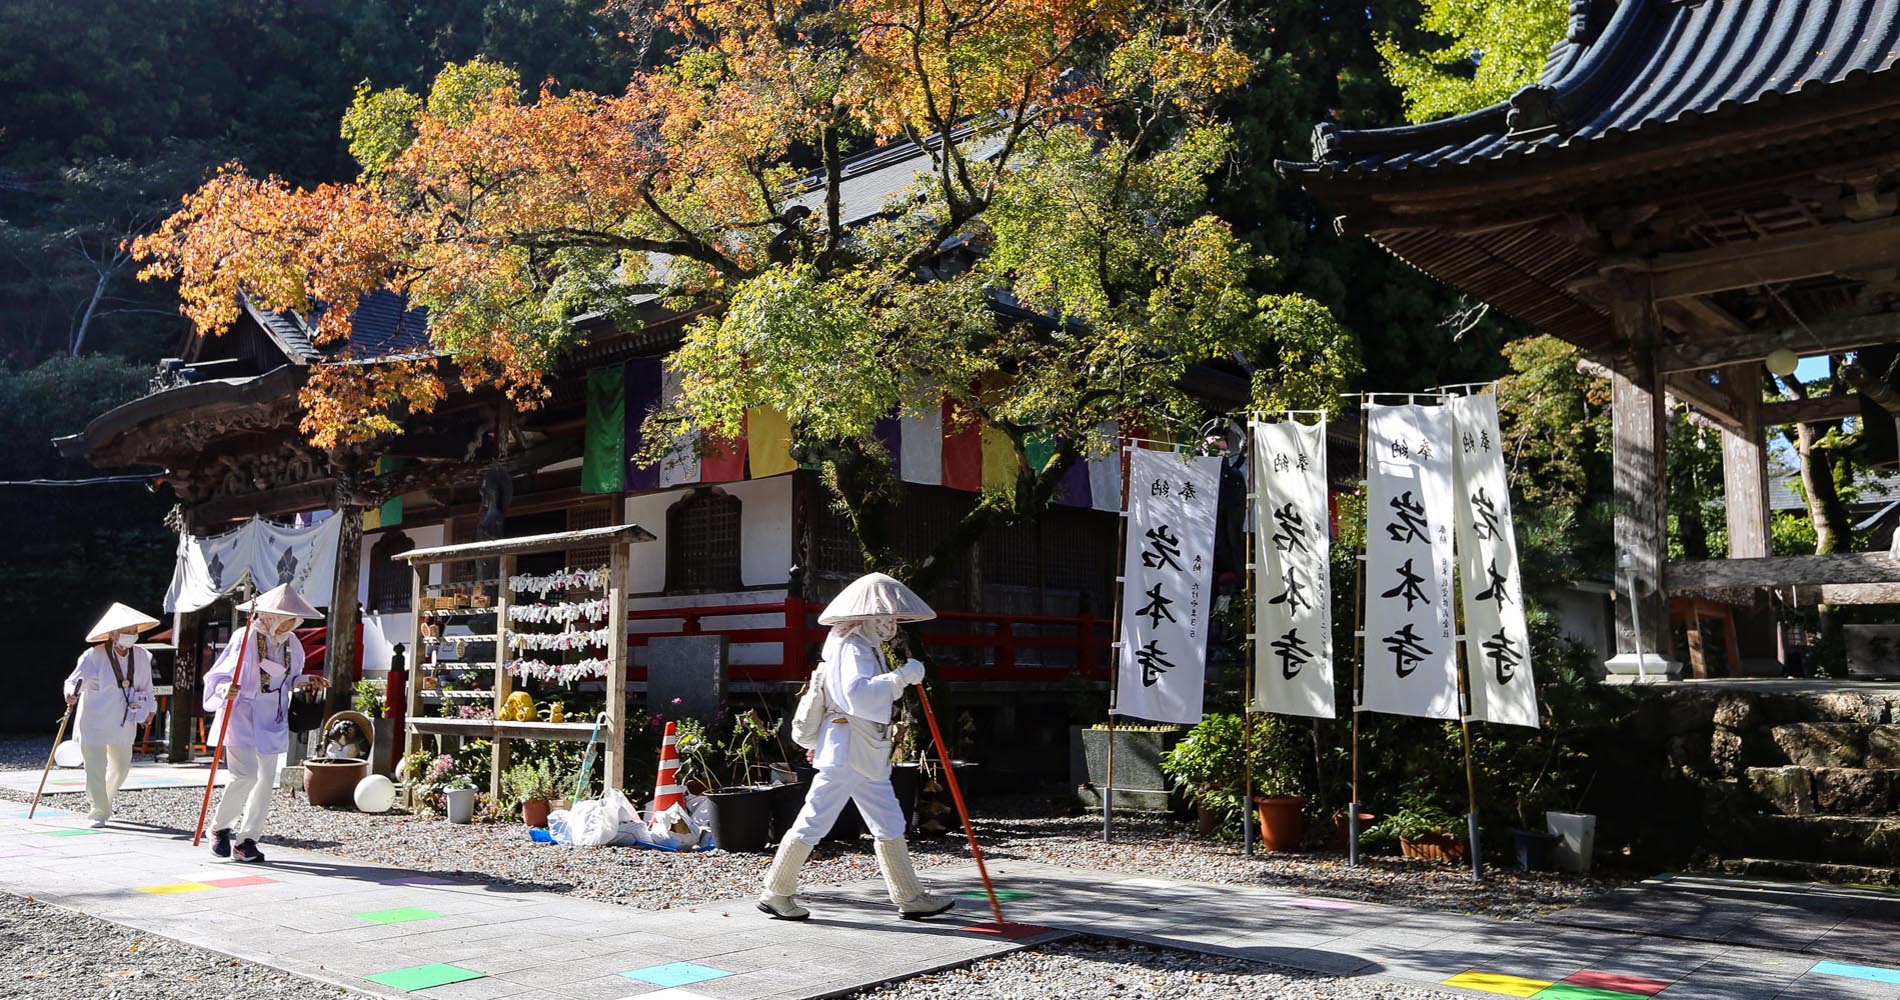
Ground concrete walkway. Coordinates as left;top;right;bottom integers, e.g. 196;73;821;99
2;805;1898;1000
0;758;231;796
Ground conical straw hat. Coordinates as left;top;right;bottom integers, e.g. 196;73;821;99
235;583;321;621
817;572;936;625
85;603;161;643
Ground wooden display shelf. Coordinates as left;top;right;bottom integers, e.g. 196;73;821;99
408;717;607;742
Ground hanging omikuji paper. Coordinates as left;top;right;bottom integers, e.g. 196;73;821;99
1251;418;1334;718
1449;393;1539;728
1361;403;1460;721
1114;448;1222;724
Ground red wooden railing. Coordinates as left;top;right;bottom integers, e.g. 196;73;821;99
626;598;1112;683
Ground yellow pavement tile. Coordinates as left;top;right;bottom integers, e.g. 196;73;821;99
136;882;218;895
1441;970;1557;997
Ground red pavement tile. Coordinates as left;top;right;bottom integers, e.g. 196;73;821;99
1563;970;1671;996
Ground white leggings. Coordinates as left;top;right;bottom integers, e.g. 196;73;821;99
210;746;282;844
79;743;131;821
788;767;908;845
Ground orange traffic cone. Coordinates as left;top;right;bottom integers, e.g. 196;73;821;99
653;720;685;815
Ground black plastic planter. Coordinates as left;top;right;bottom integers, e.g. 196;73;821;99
1513;829;1562;871
706;785;774;852
768;779;810;841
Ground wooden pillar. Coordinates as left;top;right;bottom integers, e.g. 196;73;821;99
1606;267;1678;678
326;505;364;717
167;607;200;763
1720;363;1770;559
605;536;629;791
491;554;515;799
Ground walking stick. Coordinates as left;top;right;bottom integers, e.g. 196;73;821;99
910;683;1005;925
28;706;74;819
193;614;257;846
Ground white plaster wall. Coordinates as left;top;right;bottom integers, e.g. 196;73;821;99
622;475;793;594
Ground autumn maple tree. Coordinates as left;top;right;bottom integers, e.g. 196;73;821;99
134;0;1355;577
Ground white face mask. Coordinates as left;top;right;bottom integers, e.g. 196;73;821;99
862;617;898;642
113;633;137;650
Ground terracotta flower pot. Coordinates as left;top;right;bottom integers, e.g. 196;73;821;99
1253;795;1305;852
1400;831;1468;865
1331;811;1376;850
304;757;370;809
522;799;551;828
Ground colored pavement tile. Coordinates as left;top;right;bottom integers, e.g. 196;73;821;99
14;809;67;818
364;963;486;991
1281;898;1359;911
1441;971;1555;997
956;889;1037;902
619;963;734;988
377;874;452;886
40;829;102;838
960;922;1056;940
1810;961;1900;985
1531;986;1651;1000
203;876;276;888
1562;971;1669;996
138;882;217;895
0;847;48;859
354;907;446;925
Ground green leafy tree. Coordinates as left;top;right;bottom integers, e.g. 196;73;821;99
1378;0;1567;123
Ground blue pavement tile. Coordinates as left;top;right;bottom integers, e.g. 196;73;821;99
1810;961;1900;985
619;963;734;988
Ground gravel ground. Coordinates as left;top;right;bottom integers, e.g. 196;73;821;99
0;891;349;999
845;937;1464;1000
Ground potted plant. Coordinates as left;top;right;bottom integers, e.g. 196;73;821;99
506;760;557;828
444;776;478;825
353;678;394;776
1374;799;1466;864
1161;713;1308;849
1161;714;1250;835
701;710;776;852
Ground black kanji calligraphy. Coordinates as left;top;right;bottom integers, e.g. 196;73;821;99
1381;557;1430;612
1135;639;1175;686
1384;624;1432;678
1480;430;1492;452
1150;478;1171;498
1462;431;1476;454
1417;440;1433;460
1296;451;1310;471
1270;565;1312;613
1482;627;1521;685
1386;491;1428;544
1391;439;1410;459
1273;453;1290;473
1180;481;1197;501
1135;582;1177;629
1271;629;1312;680
1141;524;1182;571
1475;558;1511;609
1272;502;1309;554
1471;486;1502;541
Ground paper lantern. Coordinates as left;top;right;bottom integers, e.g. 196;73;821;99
353;774;396;813
1766;348;1799;376
53;740;82;768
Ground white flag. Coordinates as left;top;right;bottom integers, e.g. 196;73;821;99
1361;403;1459;721
1252;419;1334;718
1450;393;1539;728
1115;449;1222;725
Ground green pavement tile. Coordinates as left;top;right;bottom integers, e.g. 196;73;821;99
1533;986;1651;1000
40;829;102;838
354;907;446;925
364;963;485;991
956;889;1038;902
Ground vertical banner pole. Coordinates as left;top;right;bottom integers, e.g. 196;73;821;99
1242;419;1258;856
1348;407;1368;867
1457;645;1484;882
1103;435;1132;842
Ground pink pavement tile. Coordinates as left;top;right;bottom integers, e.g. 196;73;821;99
1563;969;1672;995
203;876;277;888
1281;898;1360;911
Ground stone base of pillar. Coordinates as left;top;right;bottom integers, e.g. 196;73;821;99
1602;652;1684;682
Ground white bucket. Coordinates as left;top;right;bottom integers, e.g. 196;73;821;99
1545;811;1596;873
445;787;477;824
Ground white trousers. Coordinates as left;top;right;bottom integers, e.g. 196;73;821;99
210;746;282;844
788;766;908;846
79;743;131;822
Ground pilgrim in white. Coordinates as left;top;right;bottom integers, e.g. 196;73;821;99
62;603;161;827
758;572;955;922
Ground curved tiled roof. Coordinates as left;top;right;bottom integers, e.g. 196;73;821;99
1283;0;1900;181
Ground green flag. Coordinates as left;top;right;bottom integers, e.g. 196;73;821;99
581;367;627;494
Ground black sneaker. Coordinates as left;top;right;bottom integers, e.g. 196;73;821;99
211;828;233;858
233;839;266;864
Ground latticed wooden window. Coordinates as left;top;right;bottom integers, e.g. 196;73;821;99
813;498;863;575
666;489;743;593
566;505;612;570
367;530;415;612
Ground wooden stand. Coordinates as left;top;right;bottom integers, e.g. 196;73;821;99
395;523;653;797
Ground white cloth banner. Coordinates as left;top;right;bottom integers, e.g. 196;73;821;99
1251;419;1334;718
659;365;701;487
1450;393;1539;728
1361;403;1459;721
165;514;341;614
1114;449;1221;724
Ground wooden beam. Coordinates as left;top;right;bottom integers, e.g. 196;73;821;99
397;522;656;564
1590;312;1900;374
1668;552;1900;590
1650;216;1900;301
1721;362;1770;560
1665;372;1747;432
186;479;339;531
1793;583;1900;605
352;436;580;505
1764;393;1861;425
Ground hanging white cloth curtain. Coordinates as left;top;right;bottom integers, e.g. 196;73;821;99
1449;392;1539;728
164;513;341;614
1113;448;1223;725
1360;402;1460;721
1251;417;1335;719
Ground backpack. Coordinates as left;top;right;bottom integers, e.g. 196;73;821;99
789;661;829;749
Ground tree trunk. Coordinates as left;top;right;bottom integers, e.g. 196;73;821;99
1778;370;1853;676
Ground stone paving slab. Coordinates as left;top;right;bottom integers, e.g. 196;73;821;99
2;808;1898;999
0;757;234;794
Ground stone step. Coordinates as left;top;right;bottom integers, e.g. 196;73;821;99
1713;856;1900;889
1722;814;1900;868
1756;722;1900;768
1745;765;1900;816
